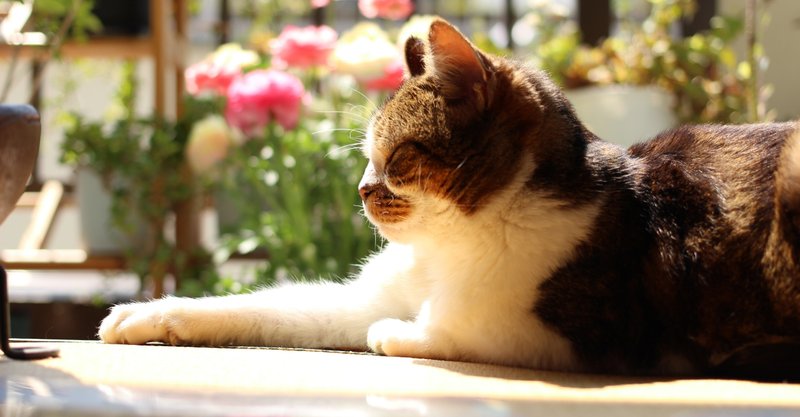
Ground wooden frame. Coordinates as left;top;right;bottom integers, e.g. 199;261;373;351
0;0;190;273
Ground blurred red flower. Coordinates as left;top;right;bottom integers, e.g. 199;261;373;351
364;60;405;91
185;44;259;96
185;60;241;96
270;25;338;69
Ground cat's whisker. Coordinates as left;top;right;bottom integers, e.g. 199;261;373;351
455;157;469;171
327;141;365;153
424;170;434;195
416;161;424;193
335;142;365;153
311;127;364;136
312;128;368;159
348;130;367;144
326;145;362;159
314;109;370;123
350;89;378;112
348;103;374;116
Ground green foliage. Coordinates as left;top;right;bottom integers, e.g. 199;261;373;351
240;0;311;39
61;112;211;287
61;71;379;297
209;105;380;292
30;0;102;41
60;64;222;293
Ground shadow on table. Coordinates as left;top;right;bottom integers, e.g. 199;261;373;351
411;357;682;389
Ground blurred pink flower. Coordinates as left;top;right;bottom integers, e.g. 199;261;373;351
185;44;259;96
270;25;337;69
311;0;330;7
358;0;414;20
225;69;308;136
364;59;405;91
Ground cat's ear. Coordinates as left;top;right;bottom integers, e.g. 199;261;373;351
404;36;426;77
428;19;494;110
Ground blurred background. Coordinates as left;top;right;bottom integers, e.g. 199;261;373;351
0;0;797;340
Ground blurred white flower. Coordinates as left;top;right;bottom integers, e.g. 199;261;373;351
186;115;233;173
396;15;438;49
331;22;400;82
212;43;260;68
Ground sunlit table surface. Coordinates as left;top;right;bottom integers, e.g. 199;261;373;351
3;339;800;417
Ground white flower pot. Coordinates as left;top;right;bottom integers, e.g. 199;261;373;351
75;169;148;254
565;85;678;148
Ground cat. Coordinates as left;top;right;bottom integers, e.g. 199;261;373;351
99;19;800;380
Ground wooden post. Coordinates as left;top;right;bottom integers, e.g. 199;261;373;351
172;0;201;291
218;0;230;45
312;5;324;26
174;0;188;118
147;0;200;295
504;0;516;51
148;177;168;299
28;60;43;187
578;0;611;45
150;0;168;119
745;0;760;123
174;167;202;292
18;180;63;251
147;0;168;297
682;0;716;35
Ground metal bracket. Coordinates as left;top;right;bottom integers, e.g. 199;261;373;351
0;265;59;359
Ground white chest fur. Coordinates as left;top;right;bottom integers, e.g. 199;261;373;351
383;187;603;370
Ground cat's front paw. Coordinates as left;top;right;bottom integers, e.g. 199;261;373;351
98;301;184;345
367;318;429;358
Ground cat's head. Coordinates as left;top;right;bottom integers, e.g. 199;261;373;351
359;19;578;243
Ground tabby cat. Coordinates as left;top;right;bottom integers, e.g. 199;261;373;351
100;19;800;380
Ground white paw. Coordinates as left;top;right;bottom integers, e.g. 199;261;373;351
367;318;425;357
98;301;185;345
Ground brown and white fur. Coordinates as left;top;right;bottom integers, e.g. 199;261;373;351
100;19;800;380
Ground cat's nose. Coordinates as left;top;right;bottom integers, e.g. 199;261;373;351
358;161;380;201
359;182;379;201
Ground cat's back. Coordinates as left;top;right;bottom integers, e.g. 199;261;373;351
627;121;800;377
629;122;793;184
536;120;800;378
627;122;796;251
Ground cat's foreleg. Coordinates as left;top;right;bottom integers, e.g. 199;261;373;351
366;301;459;361
99;276;408;349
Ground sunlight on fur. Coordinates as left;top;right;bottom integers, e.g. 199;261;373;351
100;18;800;381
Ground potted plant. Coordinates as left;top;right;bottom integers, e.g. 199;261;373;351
60;60;222;297
525;0;765;146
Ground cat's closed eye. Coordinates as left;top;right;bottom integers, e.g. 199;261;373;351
385;142;427;187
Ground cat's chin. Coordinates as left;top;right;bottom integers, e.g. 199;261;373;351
373;224;404;242
371;221;415;244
